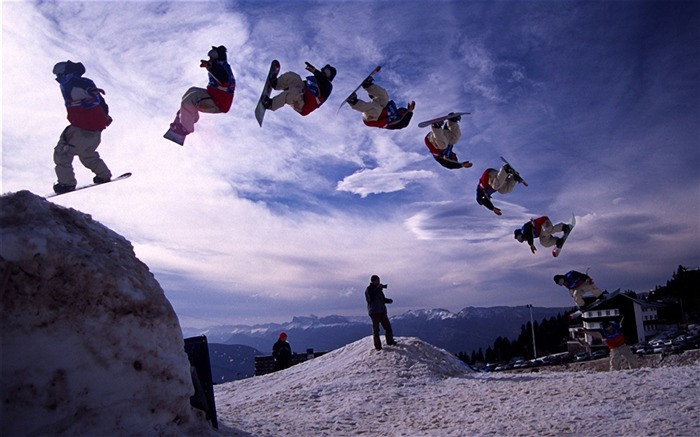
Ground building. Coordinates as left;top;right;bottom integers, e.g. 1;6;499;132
568;290;666;353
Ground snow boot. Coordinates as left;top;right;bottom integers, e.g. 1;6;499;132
361;76;374;89
163;130;185;146
346;92;358;105
93;176;111;184
261;96;273;109
53;182;76;194
447;112;462;122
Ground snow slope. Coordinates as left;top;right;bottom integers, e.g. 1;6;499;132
215;336;700;437
1;191;215;436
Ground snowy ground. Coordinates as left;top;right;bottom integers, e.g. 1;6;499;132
215;337;700;437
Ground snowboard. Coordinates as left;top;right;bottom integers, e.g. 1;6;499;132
417;112;470;128
500;156;529;186
46;172;132;198
337;65;382;113
552;213;576;257
255;60;281;127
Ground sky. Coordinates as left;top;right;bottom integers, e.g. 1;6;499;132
2;1;699;328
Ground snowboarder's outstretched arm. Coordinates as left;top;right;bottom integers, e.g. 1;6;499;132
386;111;413;130
476;187;502;215
306;62;333;100
435;155;470;169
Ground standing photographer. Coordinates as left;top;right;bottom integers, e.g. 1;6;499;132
364;275;396;351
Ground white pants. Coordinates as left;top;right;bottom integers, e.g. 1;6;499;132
350;83;389;122
54;125;111;185
178;87;222;133
486;167;517;194
609;345;639;371
427;119;461;150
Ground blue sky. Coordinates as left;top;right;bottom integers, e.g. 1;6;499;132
3;1;699;328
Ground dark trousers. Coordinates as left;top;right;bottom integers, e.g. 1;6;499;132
370;312;394;349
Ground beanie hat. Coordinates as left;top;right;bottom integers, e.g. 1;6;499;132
208;45;227;61
53;60;86;76
321;64;337;81
279;332;287;339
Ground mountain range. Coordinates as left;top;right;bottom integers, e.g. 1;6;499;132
183;306;570;382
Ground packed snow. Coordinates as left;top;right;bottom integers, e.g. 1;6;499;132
1;191;699;437
215;337;700;436
1;192;215;436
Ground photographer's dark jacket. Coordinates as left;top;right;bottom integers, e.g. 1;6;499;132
365;284;391;315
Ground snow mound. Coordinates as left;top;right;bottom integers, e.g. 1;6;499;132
283;336;471;387
0;191;214;436
215;336;473;432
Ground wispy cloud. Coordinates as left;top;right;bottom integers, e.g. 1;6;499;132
2;1;698;327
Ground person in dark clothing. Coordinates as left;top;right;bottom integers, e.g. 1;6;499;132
272;332;292;371
364;275;396;351
346;76;415;130
263;61;336;116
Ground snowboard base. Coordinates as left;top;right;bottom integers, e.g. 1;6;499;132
500;156;528;186
46;172;132;198
255;60;281;127
553;214;577;257
418;111;470;128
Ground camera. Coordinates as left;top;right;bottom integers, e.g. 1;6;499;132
381;284;388;289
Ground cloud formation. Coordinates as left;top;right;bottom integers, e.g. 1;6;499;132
2;1;698;327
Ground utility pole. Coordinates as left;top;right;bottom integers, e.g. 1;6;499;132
527;304;537;359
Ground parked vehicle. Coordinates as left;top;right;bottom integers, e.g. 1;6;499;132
574;352;590;362
634;345;654;355
591;349;609;359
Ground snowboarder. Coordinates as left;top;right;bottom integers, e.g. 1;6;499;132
514;216;572;254
164;45;236;145
580;320;639;371
424;113;472;169
553;271;604;308
262;62;336;116
52;61;113;194
476;164;527;215
345;77;415;129
272;332;293;371
365;275;396;351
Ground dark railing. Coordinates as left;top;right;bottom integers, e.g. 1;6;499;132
255;348;328;376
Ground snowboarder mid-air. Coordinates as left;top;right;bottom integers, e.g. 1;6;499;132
346;76;415;130
476;164;527;215
164;45;236;145
424;113;472;169
553;270;604;308
262;62;336;116
52;61;113;194
514;216;571;254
